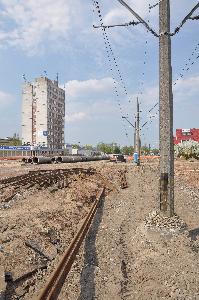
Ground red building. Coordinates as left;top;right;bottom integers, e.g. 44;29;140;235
174;128;199;145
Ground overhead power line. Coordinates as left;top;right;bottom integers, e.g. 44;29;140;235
92;0;131;141
149;102;158;113
93;1;130;99
136;3;152;104
169;3;199;36
95;1;199;37
113;0;199;217
117;0;159;37
174;41;199;86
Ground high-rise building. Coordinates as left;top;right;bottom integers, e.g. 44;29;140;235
22;76;65;149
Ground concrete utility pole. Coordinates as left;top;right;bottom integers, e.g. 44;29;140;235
159;0;174;217
116;0;174;216
134;121;136;152
135;97;140;165
121;116;136;155
95;0;198;216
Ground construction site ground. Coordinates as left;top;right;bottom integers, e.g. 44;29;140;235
0;159;199;299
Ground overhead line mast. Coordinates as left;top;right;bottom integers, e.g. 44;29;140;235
94;0;199;217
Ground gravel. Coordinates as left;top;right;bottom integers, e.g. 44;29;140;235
58;161;199;300
0;160;199;299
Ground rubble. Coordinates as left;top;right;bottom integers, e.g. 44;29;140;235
0;161;124;299
144;210;188;235
0;160;198;299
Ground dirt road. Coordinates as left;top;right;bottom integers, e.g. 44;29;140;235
59;162;199;300
0;160;199;299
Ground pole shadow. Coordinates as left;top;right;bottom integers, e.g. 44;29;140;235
79;196;105;300
188;227;199;241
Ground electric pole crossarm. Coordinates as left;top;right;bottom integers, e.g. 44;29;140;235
116;0;159;37
122;116;135;128
142;121;148;128
149;3;159;10
170;2;199;35
189;15;199;20
149;102;158;113
93;21;142;29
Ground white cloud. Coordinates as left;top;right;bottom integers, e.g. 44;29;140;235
0;0;84;54
141;86;158;106
0;0;196;57
0;90;14;106
64;77;120;123
65;112;88;123
103;0;151;25
173;75;199;100
130;73;199;110
65;77;114;98
129;85;158;112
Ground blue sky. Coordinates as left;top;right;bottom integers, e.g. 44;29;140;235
0;0;198;147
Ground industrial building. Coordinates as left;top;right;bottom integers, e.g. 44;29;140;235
22;76;65;149
174;128;199;144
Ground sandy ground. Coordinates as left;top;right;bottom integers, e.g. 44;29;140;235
0;159;199;299
0;161;124;299
59;160;199;300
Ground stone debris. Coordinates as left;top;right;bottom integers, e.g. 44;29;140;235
145;210;188;234
0;162;125;299
58;160;199;300
0;160;198;299
25;240;55;262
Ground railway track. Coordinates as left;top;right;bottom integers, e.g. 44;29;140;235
0;168;96;207
0;167;128;206
0;166;128;299
35;188;105;300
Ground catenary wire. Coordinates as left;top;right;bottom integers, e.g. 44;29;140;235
93;0;131;142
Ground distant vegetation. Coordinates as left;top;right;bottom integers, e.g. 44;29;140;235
0;133;21;146
175;141;199;160
96;142;158;156
96;143;121;154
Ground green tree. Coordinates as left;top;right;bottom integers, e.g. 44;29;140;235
114;146;121;154
6;133;21;146
121;146;134;155
84;144;93;150
72;144;80;149
141;145;150;155
97;143;112;154
97;142;121;154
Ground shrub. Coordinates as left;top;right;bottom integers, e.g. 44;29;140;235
175;140;199;160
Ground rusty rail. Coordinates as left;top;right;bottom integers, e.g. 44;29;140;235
35;188;105;300
0;168;97;204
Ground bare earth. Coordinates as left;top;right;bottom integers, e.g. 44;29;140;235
0;159;199;299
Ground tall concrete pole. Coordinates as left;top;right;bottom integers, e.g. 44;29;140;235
159;0;174;217
134;121;136;151
135;97;140;164
116;0;197;217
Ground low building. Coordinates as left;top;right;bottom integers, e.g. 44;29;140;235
174;128;199;145
64;144;100;156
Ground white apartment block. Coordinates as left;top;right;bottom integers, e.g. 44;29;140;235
22;77;65;149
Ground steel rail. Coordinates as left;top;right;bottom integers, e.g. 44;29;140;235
36;187;105;300
0;168;99;204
